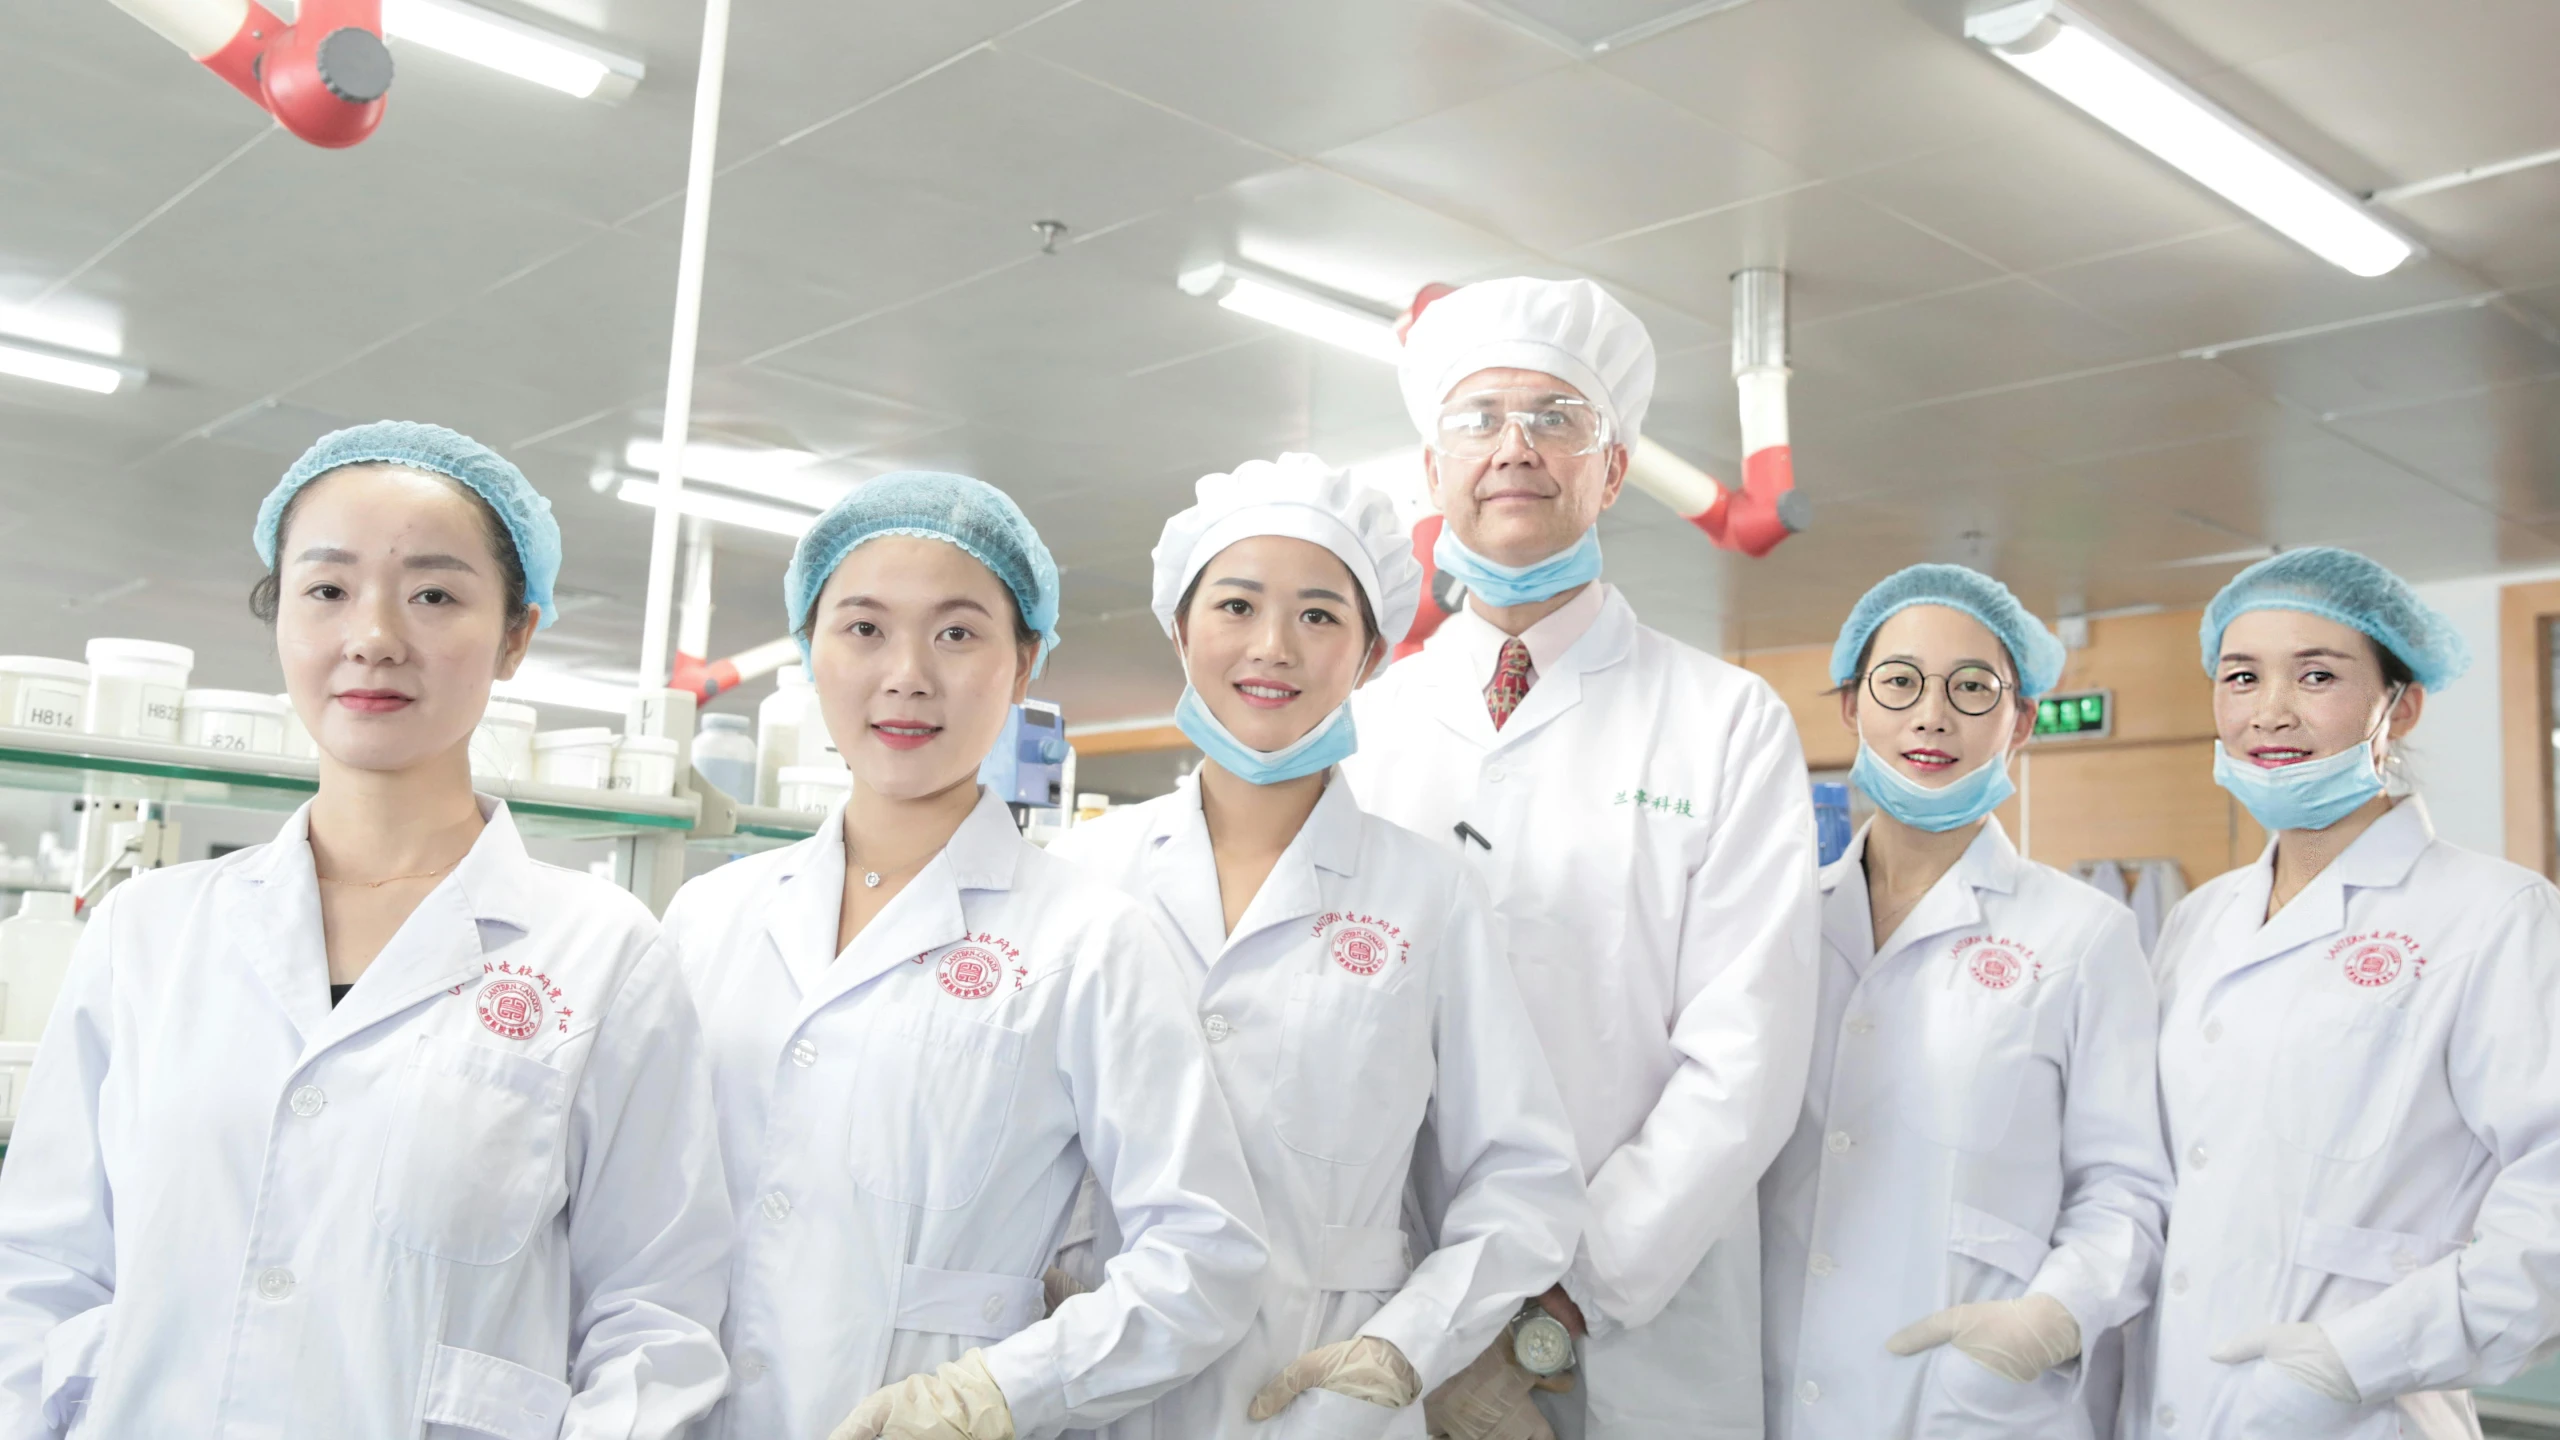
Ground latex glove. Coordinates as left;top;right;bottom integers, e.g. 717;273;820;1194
828;1350;1015;1440
1041;1266;1088;1316
2211;1323;2360;1404
1423;1336;1556;1440
1249;1336;1422;1421
1885;1293;2083;1383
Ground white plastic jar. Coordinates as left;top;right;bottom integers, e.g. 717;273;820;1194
693;713;758;804
278;695;318;760
776;763;851;815
182;690;289;756
469;700;538;781
608;736;680;798
0;658;89;733
532;727;616;789
84;639;192;742
757;665;816;807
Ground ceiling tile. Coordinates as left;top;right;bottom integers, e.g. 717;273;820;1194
2324;373;2560;521
1901;357;2293;466
1793;279;2151;411
1319;67;1807;255
2034;229;2485;353
2208;301;2560;418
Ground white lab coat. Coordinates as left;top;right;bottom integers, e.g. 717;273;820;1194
1047;773;1586;1440
662;788;1269;1440
2126;798;2560;1440
0;800;733;1439
1762;820;2172;1440
1342;585;1821;1439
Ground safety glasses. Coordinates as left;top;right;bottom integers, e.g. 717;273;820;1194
1433;391;1612;461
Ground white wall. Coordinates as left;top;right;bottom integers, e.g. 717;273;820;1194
2408;566;2560;859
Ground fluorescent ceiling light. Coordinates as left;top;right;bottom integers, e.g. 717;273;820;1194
0;335;143;395
493;665;631;714
1967;1;2415;277
616;477;815;538
1179;263;1403;364
623;438;849;510
382;0;643;100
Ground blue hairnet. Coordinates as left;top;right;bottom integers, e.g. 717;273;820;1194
2199;547;2468;692
255;421;561;630
1831;563;2067;699
786;471;1061;675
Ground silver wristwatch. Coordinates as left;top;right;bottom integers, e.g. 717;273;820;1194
1511;1301;1575;1376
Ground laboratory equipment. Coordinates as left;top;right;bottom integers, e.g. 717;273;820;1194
693;714;757;804
1813;782;1853;866
85;638;192;742
533;728;616;789
609;737;680;798
0;658;88;732
0;891;81;1045
757;665;816;807
979;700;1068;809
776;764;850;814
182;689;288;755
470;700;538;780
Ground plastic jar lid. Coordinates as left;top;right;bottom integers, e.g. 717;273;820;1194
616;736;680;756
0;657;89;682
183;689;288;714
480;701;538;728
533;727;617;750
778;764;851;785
701;713;751;732
85;638;195;671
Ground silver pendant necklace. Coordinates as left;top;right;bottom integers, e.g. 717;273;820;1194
863;869;882;889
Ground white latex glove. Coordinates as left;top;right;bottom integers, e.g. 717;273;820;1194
828;1350;1016;1440
1422;1336;1565;1440
2211;1322;2360;1404
1249;1336;1422;1421
1885;1293;2083;1383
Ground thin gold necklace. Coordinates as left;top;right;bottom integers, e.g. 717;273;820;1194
317;852;468;889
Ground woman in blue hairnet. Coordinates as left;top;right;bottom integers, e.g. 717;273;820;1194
1043;454;1586;1440
1760;564;2173;1440
0;423;734;1435
657;473;1268;1440
2124;548;2560;1440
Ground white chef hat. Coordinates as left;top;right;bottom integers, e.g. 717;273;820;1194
1397;276;1658;447
1151;452;1423;646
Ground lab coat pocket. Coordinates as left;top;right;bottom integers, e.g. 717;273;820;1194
420;1343;574;1440
1272;976;1428;1167
1916;1347;2085;1440
1948;1203;2052;1292
1268;1386;1410;1440
2235;1359;2379;1440
39;1302;113;1432
1903;979;2036;1152
2270;993;2412;1161
374;1035;571;1265
2295;1219;2462;1288
847;1008;1027;1209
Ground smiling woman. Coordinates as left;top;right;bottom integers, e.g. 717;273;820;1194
0;421;734;1436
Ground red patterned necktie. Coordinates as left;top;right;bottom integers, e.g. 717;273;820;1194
1485;636;1534;730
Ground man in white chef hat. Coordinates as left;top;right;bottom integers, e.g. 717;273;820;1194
1341;276;1819;1440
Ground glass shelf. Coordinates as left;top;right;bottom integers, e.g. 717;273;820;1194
689;803;822;854
0;726;696;842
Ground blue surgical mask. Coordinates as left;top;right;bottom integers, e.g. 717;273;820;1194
1852;742;2015;833
1175;684;1356;786
2210;687;2402;833
1433;525;1603;608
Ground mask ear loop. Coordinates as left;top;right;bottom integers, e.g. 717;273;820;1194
2371;681;2412;795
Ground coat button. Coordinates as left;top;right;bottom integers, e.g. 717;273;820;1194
1797;1380;1820;1404
2201;1018;2224;1043
735;1351;768;1383
289;1085;326;1117
1845;1016;1875;1036
257;1267;295;1300
1808;1253;1836;1278
1486;765;1507;784
2187;1142;2209;1171
2169;1270;2189;1296
1825;1130;1852;1156
760;1192;792;1222
982;1293;1006;1323
2392;1249;2417;1273
1203;1014;1233;1043
790;1039;819;1068
2156;1404;2178;1430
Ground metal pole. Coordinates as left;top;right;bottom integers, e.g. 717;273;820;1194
636;0;735;690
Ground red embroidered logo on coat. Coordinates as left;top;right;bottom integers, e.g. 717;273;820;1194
478;978;545;1039
1956;936;2036;991
1331;924;1390;976
2331;931;2422;988
938;946;1003;1000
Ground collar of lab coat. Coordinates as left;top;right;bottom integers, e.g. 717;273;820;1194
761;786;1023;1008
1819;818;2022;973
1411;584;1638;749
223;796;536;1055
2228;794;2436;971
1139;769;1366;965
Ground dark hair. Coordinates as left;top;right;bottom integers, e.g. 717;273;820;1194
250;468;532;632
1174;568;1382;648
2371;637;2416;690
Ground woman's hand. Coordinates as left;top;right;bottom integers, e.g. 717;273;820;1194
1248;1335;1421;1419
827;1350;1015;1440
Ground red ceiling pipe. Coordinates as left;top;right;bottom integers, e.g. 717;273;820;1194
114;0;393;148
